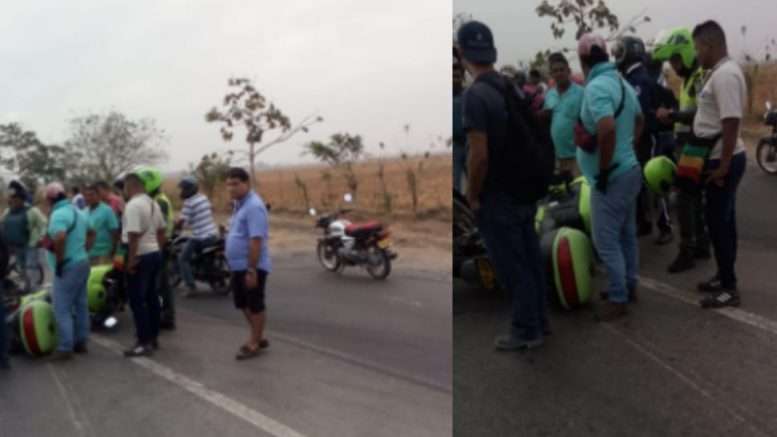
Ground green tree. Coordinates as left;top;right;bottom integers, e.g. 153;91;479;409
64;111;168;184
206;77;323;189
303;133;364;199
189;151;234;198
0;123;68;193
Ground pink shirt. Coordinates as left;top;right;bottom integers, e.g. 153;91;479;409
107;194;125;217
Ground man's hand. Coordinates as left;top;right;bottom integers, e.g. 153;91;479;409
245;270;258;289
656;107;674;125
595;164;619;194
706;163;729;188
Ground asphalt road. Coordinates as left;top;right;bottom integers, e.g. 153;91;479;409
454;155;777;437
1;251;452;437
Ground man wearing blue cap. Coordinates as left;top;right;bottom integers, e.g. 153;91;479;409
458;20;548;351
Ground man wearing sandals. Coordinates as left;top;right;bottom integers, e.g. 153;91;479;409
691;21;747;308
225;167;271;360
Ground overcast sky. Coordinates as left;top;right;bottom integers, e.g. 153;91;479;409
0;0;450;172
454;0;776;71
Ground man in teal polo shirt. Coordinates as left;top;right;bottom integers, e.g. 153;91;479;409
84;184;119;265
45;182;91;360
577;34;644;321
542;52;584;177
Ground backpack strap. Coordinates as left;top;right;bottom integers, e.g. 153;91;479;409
614;78;627;119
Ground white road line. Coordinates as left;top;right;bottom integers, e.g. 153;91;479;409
48;364;89;437
91;335;308;437
603;325;769;437
639;276;777;336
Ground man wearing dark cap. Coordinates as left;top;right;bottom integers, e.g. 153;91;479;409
458;20;548;351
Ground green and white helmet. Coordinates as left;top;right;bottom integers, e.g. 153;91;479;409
644;156;677;195
128;166;163;194
652;27;696;70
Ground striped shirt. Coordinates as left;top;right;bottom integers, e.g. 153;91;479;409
181;193;218;240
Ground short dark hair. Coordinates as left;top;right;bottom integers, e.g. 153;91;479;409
71;186;80;194
82;183;98;193
581;45;609;68
548;52;568;67
529;69;542;79
95;181;110;191
226;167;250;183
692;20;727;48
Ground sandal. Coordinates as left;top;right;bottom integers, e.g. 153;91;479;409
236;340;270;360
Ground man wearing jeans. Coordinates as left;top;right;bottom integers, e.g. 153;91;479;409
691;21;748;308
45;183;91;361
459;21;548;351
121;170;167;357
577;34;644;321
176;176;219;297
2;185;47;293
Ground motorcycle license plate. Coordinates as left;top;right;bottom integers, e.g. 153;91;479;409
377;239;392;249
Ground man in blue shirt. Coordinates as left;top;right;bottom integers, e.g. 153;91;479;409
45;182;91;361
225;167;271;360
577;34;644;321
541;52;584;177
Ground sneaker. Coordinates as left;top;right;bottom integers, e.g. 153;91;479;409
74;342;88;354
50;351;74;362
668;251;696;274
700;290;740;308
124;344;153;358
494;335;544;351
697;276;722;293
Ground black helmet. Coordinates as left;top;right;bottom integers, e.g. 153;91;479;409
613;36;647;70
113;176;125;192
7;180;28;202
178;176;198;200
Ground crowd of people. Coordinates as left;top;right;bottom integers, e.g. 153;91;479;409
0;166;273;369
455;19;747;350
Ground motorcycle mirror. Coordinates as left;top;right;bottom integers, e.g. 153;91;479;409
309;208;317;216
343;193;353;203
104;316;118;329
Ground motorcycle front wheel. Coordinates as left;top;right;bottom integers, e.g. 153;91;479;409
317;241;341;272
365;248;391;280
756;139;777;175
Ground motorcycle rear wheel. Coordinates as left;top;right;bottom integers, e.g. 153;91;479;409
365;248;391;280
756;139;777;175
208;255;232;296
317;241;341;272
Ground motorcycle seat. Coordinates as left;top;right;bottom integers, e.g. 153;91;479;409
345;221;383;237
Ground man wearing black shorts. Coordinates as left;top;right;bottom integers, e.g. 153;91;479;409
224;168;271;360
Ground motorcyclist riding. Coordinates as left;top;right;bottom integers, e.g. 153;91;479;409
175;176;220;297
652;27;712;273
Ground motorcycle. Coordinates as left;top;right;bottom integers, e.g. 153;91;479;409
166;227;231;295
453;175;595;310
2;263;123;357
311;194;397;280
756;100;777;175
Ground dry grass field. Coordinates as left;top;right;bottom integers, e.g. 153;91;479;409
163;153;453;221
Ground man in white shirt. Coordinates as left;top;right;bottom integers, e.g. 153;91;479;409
691;20;748;309
121;170;167;357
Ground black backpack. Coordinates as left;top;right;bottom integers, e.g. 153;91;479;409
476;74;555;203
